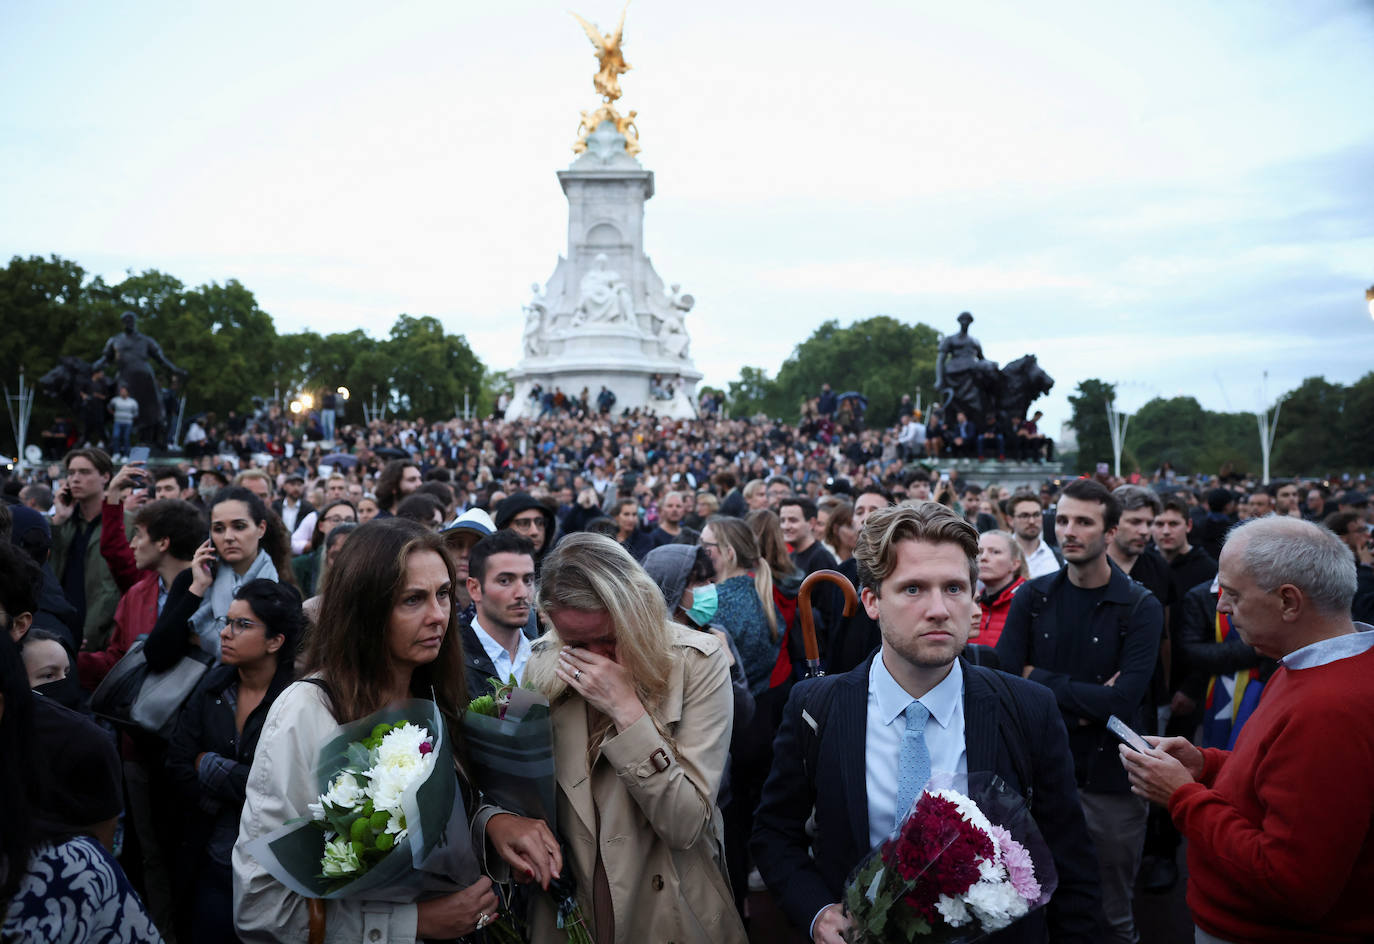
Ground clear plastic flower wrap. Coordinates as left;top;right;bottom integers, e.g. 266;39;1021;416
243;698;481;902
843;771;1058;943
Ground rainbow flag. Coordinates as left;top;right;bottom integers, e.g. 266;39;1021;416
1201;590;1264;749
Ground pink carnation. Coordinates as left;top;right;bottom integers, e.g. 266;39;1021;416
1000;834;1041;901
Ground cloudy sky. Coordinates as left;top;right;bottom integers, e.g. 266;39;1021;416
4;0;1372;433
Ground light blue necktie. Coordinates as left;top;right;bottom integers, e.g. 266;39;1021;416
893;701;931;829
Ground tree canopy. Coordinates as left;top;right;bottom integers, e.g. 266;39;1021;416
727;315;941;427
1066;374;1374;478
1;254;487;448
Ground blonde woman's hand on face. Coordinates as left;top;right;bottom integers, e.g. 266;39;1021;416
557;646;645;731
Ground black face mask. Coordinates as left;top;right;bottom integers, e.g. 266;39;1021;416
33;674;85;711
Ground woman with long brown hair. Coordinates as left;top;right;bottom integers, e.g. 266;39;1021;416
233;518;560;943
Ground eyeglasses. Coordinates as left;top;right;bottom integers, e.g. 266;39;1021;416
223;617;264;635
700;541;718;550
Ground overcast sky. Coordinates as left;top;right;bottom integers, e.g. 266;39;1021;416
4;0;1372;434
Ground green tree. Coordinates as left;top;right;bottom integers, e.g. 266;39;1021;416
770;316;940;426
1338;372;1374;470
726;366;777;418
1066;379;1116;474
385;315;484;419
1271;377;1347;476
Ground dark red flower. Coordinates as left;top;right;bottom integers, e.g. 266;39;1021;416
879;792;995;925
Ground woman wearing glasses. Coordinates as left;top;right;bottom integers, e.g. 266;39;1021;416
167;579;304;944
291;498;357;596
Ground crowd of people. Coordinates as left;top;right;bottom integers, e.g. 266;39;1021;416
2;396;1372;943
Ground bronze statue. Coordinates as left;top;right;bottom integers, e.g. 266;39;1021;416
935;311;1001;424
571;1;632;103
92;311;187;445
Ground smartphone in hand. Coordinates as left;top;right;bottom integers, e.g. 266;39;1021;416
129;445;151;463
1107;715;1151;753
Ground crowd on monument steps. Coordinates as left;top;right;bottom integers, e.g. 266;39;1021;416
3;389;1372;943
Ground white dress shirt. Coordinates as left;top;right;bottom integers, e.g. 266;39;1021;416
279;497;304;534
1023;537;1062;579
1281;622;1374;670
471;616;532;684
866;651;967;849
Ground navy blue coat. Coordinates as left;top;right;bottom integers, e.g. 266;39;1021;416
750;655;1102;943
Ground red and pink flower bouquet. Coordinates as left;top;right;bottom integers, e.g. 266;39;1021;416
843;773;1057;942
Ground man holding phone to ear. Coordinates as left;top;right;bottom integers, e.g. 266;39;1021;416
49;448;120;650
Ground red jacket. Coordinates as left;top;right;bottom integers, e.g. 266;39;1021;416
977;576;1025;649
78;573;160;691
78;503;156;690
1171;646;1374;942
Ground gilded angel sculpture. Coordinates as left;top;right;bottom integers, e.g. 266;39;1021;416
571;1;632;102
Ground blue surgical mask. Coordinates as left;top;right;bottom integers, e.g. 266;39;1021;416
684;583;718;627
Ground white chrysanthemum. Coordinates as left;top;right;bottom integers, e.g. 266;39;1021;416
367;763;412;813
384;809;408;843
307;799;327;822
965;879;1029;931
935;893;972;927
323;772;366;810
376;723;432;768
321;837;361;877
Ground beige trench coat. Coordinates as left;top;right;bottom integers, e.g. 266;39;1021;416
528;625;748;944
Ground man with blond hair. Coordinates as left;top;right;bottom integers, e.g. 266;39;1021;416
753;502;1100;944
1123;516;1374;943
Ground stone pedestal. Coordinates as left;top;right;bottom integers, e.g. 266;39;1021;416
506;122;701;419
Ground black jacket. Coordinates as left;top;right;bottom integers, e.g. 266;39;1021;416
751;656;1102;942
167;662;294;867
460;621;503;698
1167;543;1217;603
995;561;1163;794
1176;580;1275;701
825;557;880;675
270;497;315;531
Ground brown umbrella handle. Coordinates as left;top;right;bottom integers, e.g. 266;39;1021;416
797;569;858;678
308;899;326;944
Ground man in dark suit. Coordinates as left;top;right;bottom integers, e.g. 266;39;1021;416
752;502;1101;943
458;530;536;698
270;472;314;535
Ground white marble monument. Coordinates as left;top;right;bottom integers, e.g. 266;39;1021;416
505;6;701;420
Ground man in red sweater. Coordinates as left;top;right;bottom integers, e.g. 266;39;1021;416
1121;516;1374;944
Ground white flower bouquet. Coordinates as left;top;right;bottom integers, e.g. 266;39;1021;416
244;698;482;902
843;772;1057;943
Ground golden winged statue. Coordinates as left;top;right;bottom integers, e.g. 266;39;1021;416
570;1;632;103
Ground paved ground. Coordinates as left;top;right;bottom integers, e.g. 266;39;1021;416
746;842;1193;943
